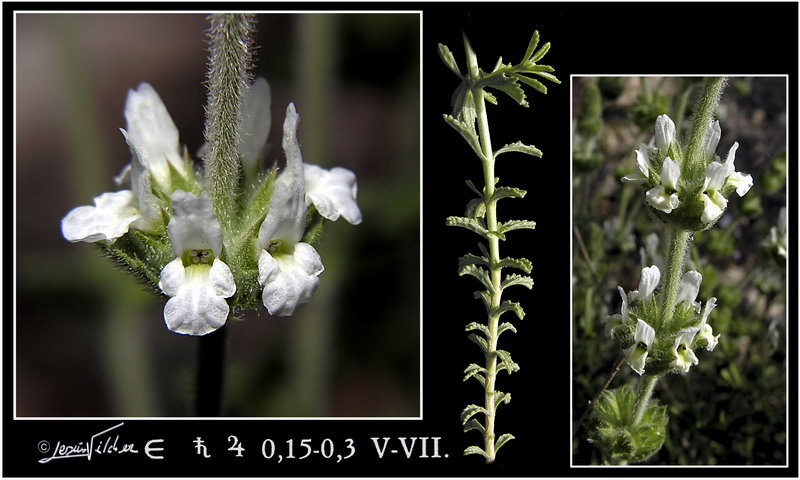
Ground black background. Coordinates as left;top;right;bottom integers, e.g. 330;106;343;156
5;2;799;477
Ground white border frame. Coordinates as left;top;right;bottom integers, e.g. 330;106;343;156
569;74;791;468
12;9;424;422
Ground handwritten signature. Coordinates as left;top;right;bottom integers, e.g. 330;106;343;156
38;423;139;464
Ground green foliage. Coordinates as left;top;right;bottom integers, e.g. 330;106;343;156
442;31;556;463
588;384;668;464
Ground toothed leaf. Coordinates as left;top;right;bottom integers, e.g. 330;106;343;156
446;216;489;238
438;43;463;78
461;404;489;424
464;419;485;434
501;273;534;290
458;264;493;291
498;219;537;233
464;445;489;458
489;186;526;203
468;333;488;353
459;253;489;269
495;433;515;453
495;300;525;320
530;41;551;62
495;141;543;158
496;257;532;273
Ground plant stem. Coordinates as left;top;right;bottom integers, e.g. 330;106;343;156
633;374;657;423
465;35;501;464
203;13;255;225
685;77;725;172
660;228;691;329
196;326;227;416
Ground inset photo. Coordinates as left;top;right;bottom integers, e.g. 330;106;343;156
571;76;787;465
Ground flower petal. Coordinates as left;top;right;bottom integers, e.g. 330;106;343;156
703;161;728;192
61;191;140;243
261;264;320;317
660;156;680;190
123;83;185;188
624;343;648;376
617;286;628;320
701;190;728;225
304;164;363;224
701;120;721;159
654;114;676;150
167;191;224;257
208;259;236;298
637;265;661;300
293;242;325;276
161;262;231;336
726;171;753;197
634;318;656;347
645;186;679;213
239;77;272;174
158;258;186;297
258;181;306;248
675;271;702;308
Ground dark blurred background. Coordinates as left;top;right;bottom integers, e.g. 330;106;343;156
571;76;788;464
16;13;420;417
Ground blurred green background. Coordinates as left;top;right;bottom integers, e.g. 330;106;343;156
16;13;420;417
571;77;787;464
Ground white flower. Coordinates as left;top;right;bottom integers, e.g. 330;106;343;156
604;286;629;338
632;265;660;301
303;164;363;224
645;157;680;213
62;153;160;243
700;120;721;160
257;104;324;316
621;145;654;184
696;297;719;351
670;328;699;373
675;270;702;310
158;191;235;336
654;114;676;151
121;83;189;191
238;77;272;177
767;207;788;258
624;319;655;375
700;160;729;225
721;142;753;196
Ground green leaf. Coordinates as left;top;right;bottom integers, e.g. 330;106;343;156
463;364;487;386
495;300;525;320
497;322;518;336
484;90;498;105
465;198;486;219
498;219;537;234
491;80;528;107
474;290;491;312
465;322;490;337
515;74;548;94
438;43;463;78
446;216;488;238
464;445;489;458
468;333;488;354
458;253;489;269
494;433;515;453
461;404;489;425
493;391;511;408
465;179;482;196
496;256;532;273
464;419;485;434
501;273;534;290
517;64;555;73
489;187;526;204
530;41;551;62
443;114;485;161
495;349;520;374
458;264;493;291
301;208;325;246
494;141;543;158
522;31;540;63
487;229;507;241
533;71;561;84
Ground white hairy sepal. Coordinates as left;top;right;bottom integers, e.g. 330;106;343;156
159;258;236;336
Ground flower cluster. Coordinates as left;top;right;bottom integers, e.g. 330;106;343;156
62;79;361;335
622;114;753;230
605;265;719;376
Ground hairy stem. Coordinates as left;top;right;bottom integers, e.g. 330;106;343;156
685;77;726;172
203;13;255;226
465;34;501;464
633;374;657;424
660;228;691;329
